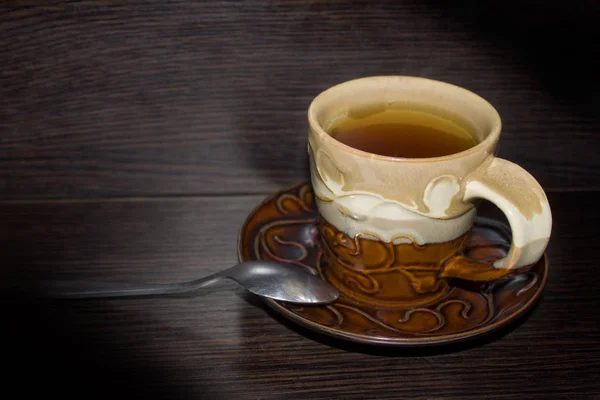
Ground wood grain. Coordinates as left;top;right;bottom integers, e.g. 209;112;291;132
2;192;599;399
1;1;598;199
2;2;598;399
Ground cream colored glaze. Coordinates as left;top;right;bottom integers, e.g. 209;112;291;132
468;157;546;220
315;196;476;245
308;76;500;218
464;175;551;269
308;76;552;271
422;175;462;218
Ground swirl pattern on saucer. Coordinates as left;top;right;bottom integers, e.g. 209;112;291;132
238;183;546;344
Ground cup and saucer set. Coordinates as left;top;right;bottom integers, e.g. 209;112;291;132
238;76;551;346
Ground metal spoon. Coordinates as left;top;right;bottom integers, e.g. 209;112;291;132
21;261;339;304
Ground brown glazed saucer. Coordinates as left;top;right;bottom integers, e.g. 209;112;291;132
238;183;548;346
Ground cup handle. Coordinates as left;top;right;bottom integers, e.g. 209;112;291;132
440;157;552;281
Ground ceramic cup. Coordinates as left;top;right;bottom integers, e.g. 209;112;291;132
307;76;552;308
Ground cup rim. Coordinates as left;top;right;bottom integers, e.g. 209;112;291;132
307;76;502;163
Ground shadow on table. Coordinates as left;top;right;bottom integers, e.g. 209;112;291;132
241;290;541;357
2;294;206;400
436;0;599;109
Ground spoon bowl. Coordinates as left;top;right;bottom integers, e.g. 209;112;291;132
227;261;339;304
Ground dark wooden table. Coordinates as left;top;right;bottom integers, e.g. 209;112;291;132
2;1;599;399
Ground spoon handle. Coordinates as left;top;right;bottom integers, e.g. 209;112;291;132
21;274;224;299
